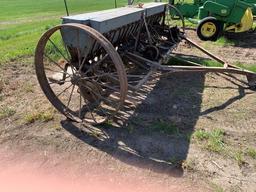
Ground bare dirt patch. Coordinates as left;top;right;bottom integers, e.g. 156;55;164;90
0;31;256;191
177;30;256;65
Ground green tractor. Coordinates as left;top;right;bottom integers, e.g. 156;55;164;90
243;0;256;14
170;0;255;41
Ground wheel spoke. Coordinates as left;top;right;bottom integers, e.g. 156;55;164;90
44;67;72;78
56;83;73;97
88;86;117;108
66;84;75;108
49;38;70;63
77;85;99;123
89;92;110;119
85;103;97;124
101;84;120;92
61;36;72;62
84;54;109;75
44;54;65;71
36;24;126;124
79;83;115;122
79;39;97;73
48;79;71;85
78;85;84;119
80;71;116;80
101;73;120;84
76;28;81;65
95;81;120;92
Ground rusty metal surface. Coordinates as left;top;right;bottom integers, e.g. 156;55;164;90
35;23;128;124
35;3;256;124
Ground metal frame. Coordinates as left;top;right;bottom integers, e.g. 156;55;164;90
120;3;256;91
35;2;256;124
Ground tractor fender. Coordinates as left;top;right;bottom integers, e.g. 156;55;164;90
202;1;230;17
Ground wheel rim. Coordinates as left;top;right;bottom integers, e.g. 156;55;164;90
35;24;128;125
200;22;217;38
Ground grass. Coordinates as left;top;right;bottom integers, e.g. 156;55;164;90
24;110;54;124
0;106;16;119
151;120;179;136
214;37;235;46
184;19;197;28
23;82;34;93
193;128;256;166
0;0;130;21
168;55;223;67
0;0;153;64
0;19;59;63
182;158;197;171
246;147;256;159
235;62;256;73
193;128;225;153
209;182;224;192
0;79;3;92
102;119;115;129
169;55;256;73
232;150;245;167
193;129;210;140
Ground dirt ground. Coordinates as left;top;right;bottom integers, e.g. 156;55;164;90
0;30;256;191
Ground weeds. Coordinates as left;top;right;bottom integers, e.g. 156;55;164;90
209;182;224;192
193;129;225;153
24;110;54;124
246;147;256;159
184;19;197;28
214;37;235;46
168;55;223;68
102;119;114;128
182;158;197;171
193;129;255;166
185;132;193;142
201;60;223;67
0;106;16;119
193;129;210;140
0;79;3;92
233;150;245;166
23;82;34;93
235;62;256;73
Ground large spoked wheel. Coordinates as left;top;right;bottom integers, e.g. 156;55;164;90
35;23;128;125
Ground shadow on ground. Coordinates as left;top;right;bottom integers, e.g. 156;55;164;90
61;71;252;177
224;30;256;48
61;72;205;177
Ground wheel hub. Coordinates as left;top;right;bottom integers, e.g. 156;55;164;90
201;22;216;37
80;80;103;102
70;74;81;85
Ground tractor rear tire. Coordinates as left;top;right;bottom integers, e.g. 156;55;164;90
196;17;223;41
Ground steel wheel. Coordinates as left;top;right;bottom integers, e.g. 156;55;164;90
35;24;128;124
